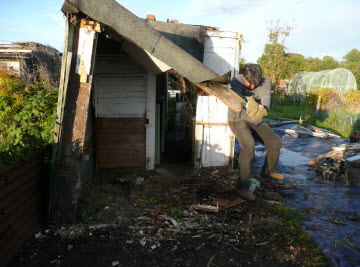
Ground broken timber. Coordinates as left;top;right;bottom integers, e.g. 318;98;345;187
196;82;245;112
273;128;329;138
268;120;302;127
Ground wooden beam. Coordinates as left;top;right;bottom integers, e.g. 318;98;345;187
196;82;245;112
196;121;229;126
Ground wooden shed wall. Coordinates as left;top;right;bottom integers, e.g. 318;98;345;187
94;54;148;169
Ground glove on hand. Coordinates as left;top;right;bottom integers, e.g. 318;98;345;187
250;106;268;121
245;96;259;116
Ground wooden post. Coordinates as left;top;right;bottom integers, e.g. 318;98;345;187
316;96;321;112
53;18;99;223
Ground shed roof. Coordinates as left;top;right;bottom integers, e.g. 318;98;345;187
61;0;224;83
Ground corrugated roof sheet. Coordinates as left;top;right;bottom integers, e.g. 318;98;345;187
61;0;222;83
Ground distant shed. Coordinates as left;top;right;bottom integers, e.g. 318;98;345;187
0;42;61;84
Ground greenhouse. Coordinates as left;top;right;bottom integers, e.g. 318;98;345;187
288;68;357;94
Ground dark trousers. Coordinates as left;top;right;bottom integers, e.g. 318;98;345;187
229;120;282;189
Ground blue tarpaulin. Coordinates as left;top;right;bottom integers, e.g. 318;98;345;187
235;124;360;266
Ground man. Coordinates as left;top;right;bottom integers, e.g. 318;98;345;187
228;63;283;200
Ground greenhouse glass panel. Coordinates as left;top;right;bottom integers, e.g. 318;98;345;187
288;68;357;94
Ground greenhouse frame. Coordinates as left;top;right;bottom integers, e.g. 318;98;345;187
288;68;357;94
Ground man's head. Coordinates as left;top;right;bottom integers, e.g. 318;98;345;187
243;64;262;90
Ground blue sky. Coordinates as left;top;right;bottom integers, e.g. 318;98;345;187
0;0;359;63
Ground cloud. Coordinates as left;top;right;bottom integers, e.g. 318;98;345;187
194;0;262;16
46;13;66;27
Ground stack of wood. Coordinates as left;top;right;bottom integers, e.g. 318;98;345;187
271;123;343;139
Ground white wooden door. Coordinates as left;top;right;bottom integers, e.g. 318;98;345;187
195;30;240;168
95;75;147;118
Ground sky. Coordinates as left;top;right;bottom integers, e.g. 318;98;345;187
0;0;359;63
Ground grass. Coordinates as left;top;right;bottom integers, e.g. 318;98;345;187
267;102;360;138
267;102;314;121
263;202;329;266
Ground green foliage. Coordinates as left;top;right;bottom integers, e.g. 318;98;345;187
321;56;340;70
239;57;246;74
0;69;58;168
306;108;359;138
268;102;314;121
258;20;294;87
287;53;306;77
84;193;109;216
341;49;360;88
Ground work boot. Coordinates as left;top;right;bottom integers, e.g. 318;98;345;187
238;190;255;201
261;172;284;180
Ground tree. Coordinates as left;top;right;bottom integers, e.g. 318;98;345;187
239;57;246;74
257;20;294;88
321;56;339;70
286;53;306;77
304;57;323;72
342;49;360;63
341;49;360;88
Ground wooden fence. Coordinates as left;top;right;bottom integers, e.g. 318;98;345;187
0;148;48;266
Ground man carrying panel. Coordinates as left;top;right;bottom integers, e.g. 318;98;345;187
228;63;283;200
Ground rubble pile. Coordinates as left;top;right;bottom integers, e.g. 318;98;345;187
10;166;327;266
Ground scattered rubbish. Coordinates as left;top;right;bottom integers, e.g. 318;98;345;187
350;131;360;143
158;215;178;226
67;245;73;251
249;178;260;192
273;128;329;138
35;232;44;239
212;197;230;206
134;177;145;186
112;261;120;266
268;120;302;127
193;204;219;213
257;176;274;188
219;198;245;211
105;206;109;209
139;238;146;246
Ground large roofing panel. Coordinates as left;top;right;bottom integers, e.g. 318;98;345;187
61;0;220;83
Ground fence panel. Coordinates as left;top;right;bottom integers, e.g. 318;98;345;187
0;148;47;266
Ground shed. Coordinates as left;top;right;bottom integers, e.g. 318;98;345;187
53;0;243;222
0;42;61;84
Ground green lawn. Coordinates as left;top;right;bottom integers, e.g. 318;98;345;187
267;103;359;138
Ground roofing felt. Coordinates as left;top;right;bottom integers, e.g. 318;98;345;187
61;0;221;83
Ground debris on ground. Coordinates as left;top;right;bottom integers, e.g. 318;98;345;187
9;165;328;266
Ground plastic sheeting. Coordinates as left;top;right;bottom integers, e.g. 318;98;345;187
235;124;360;266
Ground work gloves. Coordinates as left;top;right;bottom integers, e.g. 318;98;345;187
245;96;268;120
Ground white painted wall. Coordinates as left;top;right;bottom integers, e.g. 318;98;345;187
203;31;241;77
195;96;234;168
146;71;156;170
95;76;147;118
195;30;240;168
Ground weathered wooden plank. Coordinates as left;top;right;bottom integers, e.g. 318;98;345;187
196;121;229;126
273;128;329;138
98;161;145;169
96;151;145;161
196;82;245;112
96;118;146;128
96;143;145;150
96;128;145;134
267;120;301;127
97;133;145;145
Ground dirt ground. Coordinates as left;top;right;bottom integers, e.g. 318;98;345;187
9;161;329;267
